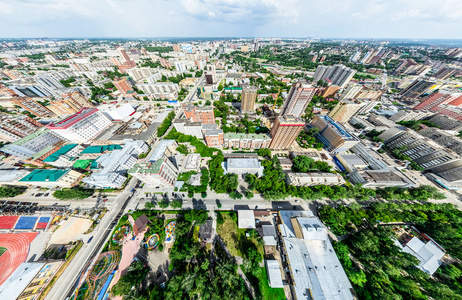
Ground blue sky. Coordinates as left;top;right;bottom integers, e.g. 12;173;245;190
1;0;461;39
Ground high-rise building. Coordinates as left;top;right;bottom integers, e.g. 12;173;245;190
313;64;356;88
117;48;131;62
328;101;365;123
310;115;359;153
0;115;42;143
281;82;317;117
241;85;258;112
269;115;305;149
45;108;112;143
127;67;156;81
400;79;435;103
12;97;54;118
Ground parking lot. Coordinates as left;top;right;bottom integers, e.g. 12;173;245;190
0;200;68;215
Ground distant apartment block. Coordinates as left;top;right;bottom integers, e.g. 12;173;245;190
400;79;435;103
313;64;356;88
12;97;54;118
0;115;42;143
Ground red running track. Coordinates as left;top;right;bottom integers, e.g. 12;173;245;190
0;232;38;286
0;216;19;229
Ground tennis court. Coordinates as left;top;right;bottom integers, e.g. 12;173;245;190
0;216;19;229
36;216;51;230
14;216;39;230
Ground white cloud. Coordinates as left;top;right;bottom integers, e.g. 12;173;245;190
0;0;461;38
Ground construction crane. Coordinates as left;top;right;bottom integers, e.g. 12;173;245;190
272;88;281;110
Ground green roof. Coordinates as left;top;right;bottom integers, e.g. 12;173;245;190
224;87;242;90
19;169;69;182
43;144;79;162
81;144;122;154
128;160;164;175
73;159;93;169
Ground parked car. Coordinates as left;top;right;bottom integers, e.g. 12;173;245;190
44;193;49;197
87;236;94;243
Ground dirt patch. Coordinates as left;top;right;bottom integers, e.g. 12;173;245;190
48;217;92;245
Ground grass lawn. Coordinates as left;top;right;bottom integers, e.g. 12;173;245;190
0;246;6;257
245;267;286;300
216;212;263;258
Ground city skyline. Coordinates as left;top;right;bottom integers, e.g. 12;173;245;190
1;0;462;39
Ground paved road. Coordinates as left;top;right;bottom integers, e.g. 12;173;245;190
45;178;140;300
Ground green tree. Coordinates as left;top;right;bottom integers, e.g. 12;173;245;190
170;199;182;208
0;186;25;198
53;188;93;200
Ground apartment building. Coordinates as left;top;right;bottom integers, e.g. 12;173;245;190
269;115;305;149
313;64;356;88
183;104;215;124
223;133;271;149
241;85;258;112
12;97;54;118
328;101;365;123
281;82;317;118
128;158;179;187
310;115;359;153
0;115;42;143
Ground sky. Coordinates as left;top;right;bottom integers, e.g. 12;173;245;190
1;0;462;39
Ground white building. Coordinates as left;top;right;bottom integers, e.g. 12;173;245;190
83;140;148;188
99;103;135;121
127;67;156;81
286;172;346;186
238;210;256;229
45;108;112;143
128;158;179;187
279;211;354;300
223;158;263;176
401;237;444;276
136;83;179;98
